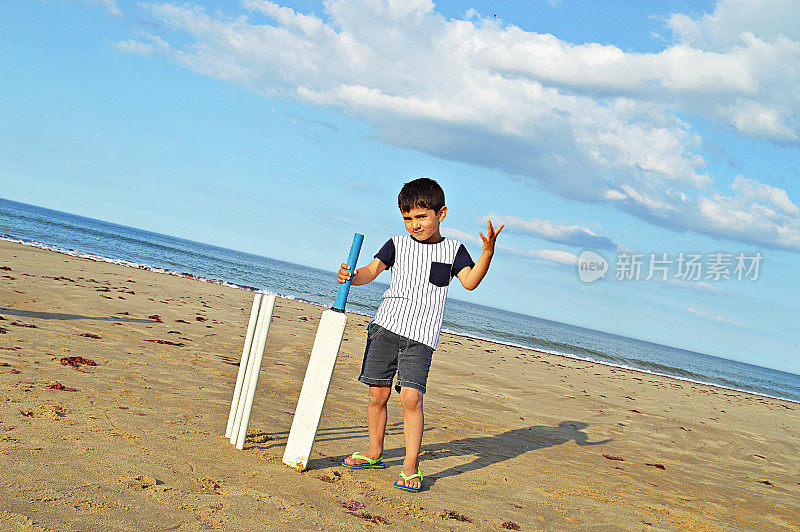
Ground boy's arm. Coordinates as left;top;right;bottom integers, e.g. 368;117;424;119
456;220;503;291
338;258;387;286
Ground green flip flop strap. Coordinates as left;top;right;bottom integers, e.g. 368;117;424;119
350;452;382;465
399;470;423;481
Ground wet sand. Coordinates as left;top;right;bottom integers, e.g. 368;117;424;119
1;239;798;530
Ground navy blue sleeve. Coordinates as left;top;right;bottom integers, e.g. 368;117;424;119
451;244;474;277
374;238;395;268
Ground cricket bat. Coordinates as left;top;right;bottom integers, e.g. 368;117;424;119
282;233;364;471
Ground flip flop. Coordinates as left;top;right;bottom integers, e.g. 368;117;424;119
340;451;386;469
393;469;423;492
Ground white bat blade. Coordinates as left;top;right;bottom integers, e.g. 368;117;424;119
282;309;347;471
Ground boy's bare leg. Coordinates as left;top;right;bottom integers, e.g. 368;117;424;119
344;384;390;465
398;387;424;489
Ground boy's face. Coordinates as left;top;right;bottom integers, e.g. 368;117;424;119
402;205;447;243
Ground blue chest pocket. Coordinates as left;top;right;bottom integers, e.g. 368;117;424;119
429;261;452;287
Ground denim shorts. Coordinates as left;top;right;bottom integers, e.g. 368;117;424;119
358;322;434;394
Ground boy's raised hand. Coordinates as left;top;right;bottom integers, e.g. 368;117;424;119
337;263;353;284
479;220;504;254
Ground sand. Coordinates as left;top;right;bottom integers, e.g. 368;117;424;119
0;239;798;531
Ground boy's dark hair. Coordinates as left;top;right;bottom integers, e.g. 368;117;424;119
398;178;445;213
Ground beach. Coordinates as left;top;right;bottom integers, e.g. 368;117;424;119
1;238;798;530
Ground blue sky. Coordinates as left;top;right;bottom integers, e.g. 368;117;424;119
1;0;799;374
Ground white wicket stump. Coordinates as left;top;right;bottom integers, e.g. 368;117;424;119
225;292;262;439
225;292;276;450
282;309;347;471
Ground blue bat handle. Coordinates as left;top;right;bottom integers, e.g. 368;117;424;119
332;233;364;312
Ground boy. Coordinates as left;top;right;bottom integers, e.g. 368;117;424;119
336;178;503;492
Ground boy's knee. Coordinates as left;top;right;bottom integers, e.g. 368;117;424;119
399;387;423;410
368;385;391;406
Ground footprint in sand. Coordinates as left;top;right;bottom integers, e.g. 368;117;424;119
197;477;222;494
10;321;37;328
339;500;365;511
441;510;473;523
46;382;77;392
20;406;66;420
59;356;97;371
122;475;170;492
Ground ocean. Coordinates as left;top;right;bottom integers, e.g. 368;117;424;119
2;196;799;403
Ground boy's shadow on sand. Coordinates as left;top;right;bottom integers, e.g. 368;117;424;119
407;421;611;488
416;421;612;487
252;422;410;454
303;420;611;482
0;306;154;323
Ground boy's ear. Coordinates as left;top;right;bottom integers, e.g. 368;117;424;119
437;206;447;221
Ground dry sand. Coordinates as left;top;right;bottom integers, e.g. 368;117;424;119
0;239;798;530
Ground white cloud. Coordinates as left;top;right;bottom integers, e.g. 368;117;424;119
484;212;620;251
731;175;800;216
113;38;156;56
602;177;800;251
74;0;122;16
443;227;577;266
502;246;579;266
497;33;798;143
328;215;360;226
691;192;800;251
660;279;724;296
686;306;746;327
617;185;681;216
727;100;798;141
124;0;800;251
522;248;579;265
441;227;480;245
286;112;339;132
464;8;479;20
666;0;800;141
113;32;170;56
668;0;800;49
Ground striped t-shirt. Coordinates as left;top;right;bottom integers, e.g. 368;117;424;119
372;235;474;349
